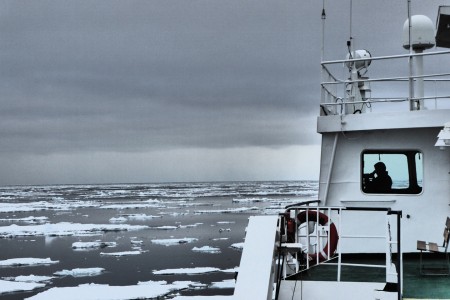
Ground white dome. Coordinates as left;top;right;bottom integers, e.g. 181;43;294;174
345;49;372;70
402;15;435;50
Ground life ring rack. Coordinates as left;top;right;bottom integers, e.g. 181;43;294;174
285;210;339;264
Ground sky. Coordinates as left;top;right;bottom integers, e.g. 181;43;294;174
0;0;445;185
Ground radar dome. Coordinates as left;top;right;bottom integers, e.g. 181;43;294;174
403;15;435;50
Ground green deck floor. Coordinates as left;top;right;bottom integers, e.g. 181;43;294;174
286;255;449;299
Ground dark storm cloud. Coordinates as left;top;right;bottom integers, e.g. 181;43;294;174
0;0;323;155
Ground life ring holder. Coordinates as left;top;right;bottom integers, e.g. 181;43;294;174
286;210;339;264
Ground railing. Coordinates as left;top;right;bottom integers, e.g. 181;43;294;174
320;50;450;115
276;202;403;300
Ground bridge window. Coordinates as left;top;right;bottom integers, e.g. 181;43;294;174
361;150;423;194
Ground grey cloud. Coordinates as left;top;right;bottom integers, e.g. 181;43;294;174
0;0;444;184
0;0;322;157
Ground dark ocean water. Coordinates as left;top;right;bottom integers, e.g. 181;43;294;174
0;181;318;299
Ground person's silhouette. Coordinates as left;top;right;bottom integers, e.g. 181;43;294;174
367;162;392;193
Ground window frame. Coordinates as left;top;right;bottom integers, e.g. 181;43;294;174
361;149;423;195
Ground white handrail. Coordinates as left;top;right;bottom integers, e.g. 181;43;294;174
286;206;401;286
321;50;450;66
320;49;450;113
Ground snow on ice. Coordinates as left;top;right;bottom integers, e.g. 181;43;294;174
0;201;98;213
0;258;59;267
0;216;48;224
153;267;222;275
11;275;54;283
151;238;198;246
210;279;235;289
192;246;221;254
72;241;117;250
24;280;198;300
0;280;45;295
54;268;105;277
100;202;165;210
230;242;244;250
0;223;148;238
100;250;145;257
194;207;258;214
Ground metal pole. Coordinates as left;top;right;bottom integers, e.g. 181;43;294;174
320;0;327;107
397;211;402;300
407;0;415;110
385;214;390;282
337;208;342;281
416;50;424;109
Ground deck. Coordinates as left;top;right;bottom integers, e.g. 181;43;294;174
286;254;449;299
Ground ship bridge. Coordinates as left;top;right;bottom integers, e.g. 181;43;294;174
316;9;450;255
318;7;450;133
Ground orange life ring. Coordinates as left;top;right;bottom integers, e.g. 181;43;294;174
286;210;339;264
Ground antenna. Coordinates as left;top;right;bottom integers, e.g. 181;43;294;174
320;0;327;110
348;0;353;54
321;0;326;62
349;0;353;39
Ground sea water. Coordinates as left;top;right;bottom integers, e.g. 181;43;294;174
0;181;318;299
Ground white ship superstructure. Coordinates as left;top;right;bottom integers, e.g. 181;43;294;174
174;2;450;300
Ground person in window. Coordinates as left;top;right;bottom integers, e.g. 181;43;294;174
367;162;392;193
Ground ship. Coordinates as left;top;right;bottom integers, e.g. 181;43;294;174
173;2;450;300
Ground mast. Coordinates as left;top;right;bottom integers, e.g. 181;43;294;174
407;0;415;110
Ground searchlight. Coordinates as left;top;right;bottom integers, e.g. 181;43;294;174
435;122;450;149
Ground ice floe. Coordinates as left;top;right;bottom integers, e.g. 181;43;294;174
178;223;203;229
154;225;178;230
192;246;221;254
0;223;148;238
159;212;189;217
153;267;221;275
24;280;198;300
7;275;54;283
130;239;143;245
153;266;237;276
0;279;45;295
151;238;198;246
54;268;105;277
121;213;162;220
194;207;258;214
211;237;229;241
210;279;235;289
232;197;270;203
0;201;99;213
230;242;244;250
109;217;127;223
0;216;48;224
0;182;315;298
0;258;59;267
100;250;145;257
221;267;239;273
100;203;165;209
72;241;117;250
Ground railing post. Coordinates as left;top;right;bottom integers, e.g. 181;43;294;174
337;207;342;282
316;209;320;266
397;211;402;300
385;214;390;282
